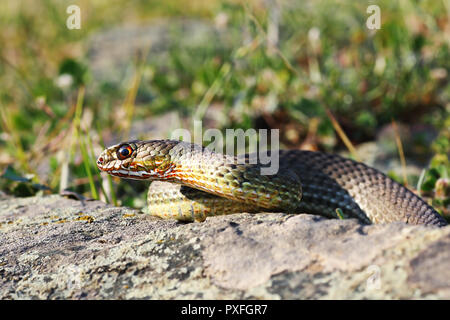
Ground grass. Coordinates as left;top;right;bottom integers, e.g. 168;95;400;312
0;0;448;218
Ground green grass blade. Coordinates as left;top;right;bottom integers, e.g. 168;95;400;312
79;134;99;200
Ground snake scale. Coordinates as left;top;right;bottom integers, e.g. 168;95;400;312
96;139;447;227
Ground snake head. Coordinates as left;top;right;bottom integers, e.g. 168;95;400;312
97;140;176;180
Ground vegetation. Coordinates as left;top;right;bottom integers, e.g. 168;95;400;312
0;0;448;218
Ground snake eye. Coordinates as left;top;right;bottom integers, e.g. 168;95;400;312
117;144;133;160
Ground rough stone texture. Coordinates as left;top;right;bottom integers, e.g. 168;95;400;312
0;195;449;299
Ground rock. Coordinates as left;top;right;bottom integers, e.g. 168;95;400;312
87;19;233;86
0;195;449;299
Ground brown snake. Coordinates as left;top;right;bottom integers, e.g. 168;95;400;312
97;139;447;227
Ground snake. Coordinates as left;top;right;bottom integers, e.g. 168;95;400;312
96;139;447;227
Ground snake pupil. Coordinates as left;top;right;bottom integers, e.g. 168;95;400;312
117;144;132;160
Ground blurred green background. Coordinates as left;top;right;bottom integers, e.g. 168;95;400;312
0;0;448;217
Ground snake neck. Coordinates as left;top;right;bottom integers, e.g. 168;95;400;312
162;142;303;212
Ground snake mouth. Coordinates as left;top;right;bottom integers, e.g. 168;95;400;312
97;155;153;180
99;165;153;180
107;169;150;179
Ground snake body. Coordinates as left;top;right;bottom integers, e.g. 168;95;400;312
97;139;447;227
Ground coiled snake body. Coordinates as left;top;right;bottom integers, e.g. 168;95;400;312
97;139;447;227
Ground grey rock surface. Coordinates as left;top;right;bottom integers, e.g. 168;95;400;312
0;195;449;299
87;19;233;85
